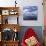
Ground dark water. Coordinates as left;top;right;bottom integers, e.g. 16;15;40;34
23;16;37;20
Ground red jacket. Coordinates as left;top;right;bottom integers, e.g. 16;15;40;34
21;28;41;46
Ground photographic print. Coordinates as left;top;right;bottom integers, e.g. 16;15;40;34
23;6;38;20
2;10;9;15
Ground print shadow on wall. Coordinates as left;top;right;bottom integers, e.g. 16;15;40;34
23;6;38;20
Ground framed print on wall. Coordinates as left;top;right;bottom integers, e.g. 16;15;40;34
19;5;43;26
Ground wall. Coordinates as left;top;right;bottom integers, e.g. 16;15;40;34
44;0;46;26
18;0;44;26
